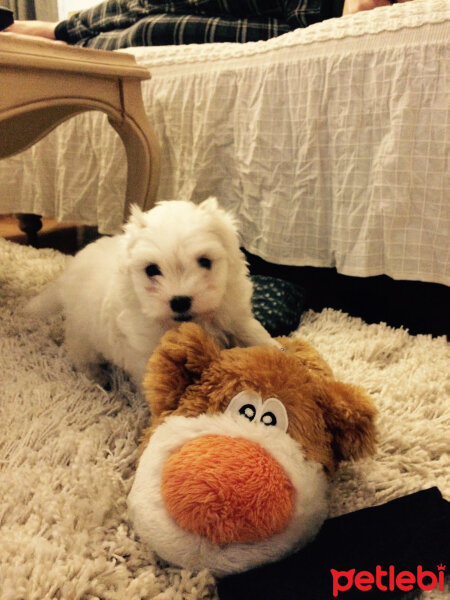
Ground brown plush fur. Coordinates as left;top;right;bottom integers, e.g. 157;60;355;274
142;323;377;475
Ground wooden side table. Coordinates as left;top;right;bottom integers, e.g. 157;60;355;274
0;33;160;243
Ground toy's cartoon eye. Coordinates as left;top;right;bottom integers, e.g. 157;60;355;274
260;411;277;426
260;398;289;432
239;404;256;421
226;391;262;422
197;256;212;270
145;263;161;278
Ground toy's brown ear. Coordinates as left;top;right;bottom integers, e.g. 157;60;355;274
143;322;221;420
317;380;377;464
278;336;334;380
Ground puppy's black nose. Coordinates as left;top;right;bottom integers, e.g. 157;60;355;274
170;296;192;314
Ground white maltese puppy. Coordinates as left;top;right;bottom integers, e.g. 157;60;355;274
25;198;276;386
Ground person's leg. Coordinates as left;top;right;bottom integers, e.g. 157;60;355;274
3;0;147;44
176;0;285;19
2;0;418;46
54;0;152;43
70;13;291;49
2;0;319;46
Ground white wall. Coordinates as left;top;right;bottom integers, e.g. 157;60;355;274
58;0;99;19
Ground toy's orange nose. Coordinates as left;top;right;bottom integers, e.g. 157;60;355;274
161;434;295;545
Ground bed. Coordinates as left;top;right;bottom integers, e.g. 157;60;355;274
1;0;449;286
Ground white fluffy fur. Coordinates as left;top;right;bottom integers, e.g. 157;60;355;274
127;411;329;577
24;198;274;386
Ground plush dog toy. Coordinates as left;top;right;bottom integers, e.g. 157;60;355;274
127;323;376;577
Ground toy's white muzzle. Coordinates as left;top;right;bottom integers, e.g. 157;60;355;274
127;412;328;576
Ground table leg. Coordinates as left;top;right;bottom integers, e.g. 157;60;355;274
17;213;42;246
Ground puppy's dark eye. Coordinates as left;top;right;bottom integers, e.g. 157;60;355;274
145;264;161;278
198;257;212;270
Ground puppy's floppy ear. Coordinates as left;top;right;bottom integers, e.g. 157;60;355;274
198;197;244;271
143;322;221;420
124;204;148;231
317;380;377;464
199;196;238;234
198;196;220;213
122;205;149;251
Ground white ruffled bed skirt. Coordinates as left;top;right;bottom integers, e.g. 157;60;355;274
1;0;448;285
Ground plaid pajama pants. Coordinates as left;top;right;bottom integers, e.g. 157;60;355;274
55;0;340;49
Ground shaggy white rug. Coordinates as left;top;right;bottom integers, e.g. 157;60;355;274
0;237;449;600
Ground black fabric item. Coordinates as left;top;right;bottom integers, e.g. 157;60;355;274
217;487;450;600
251;275;306;337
